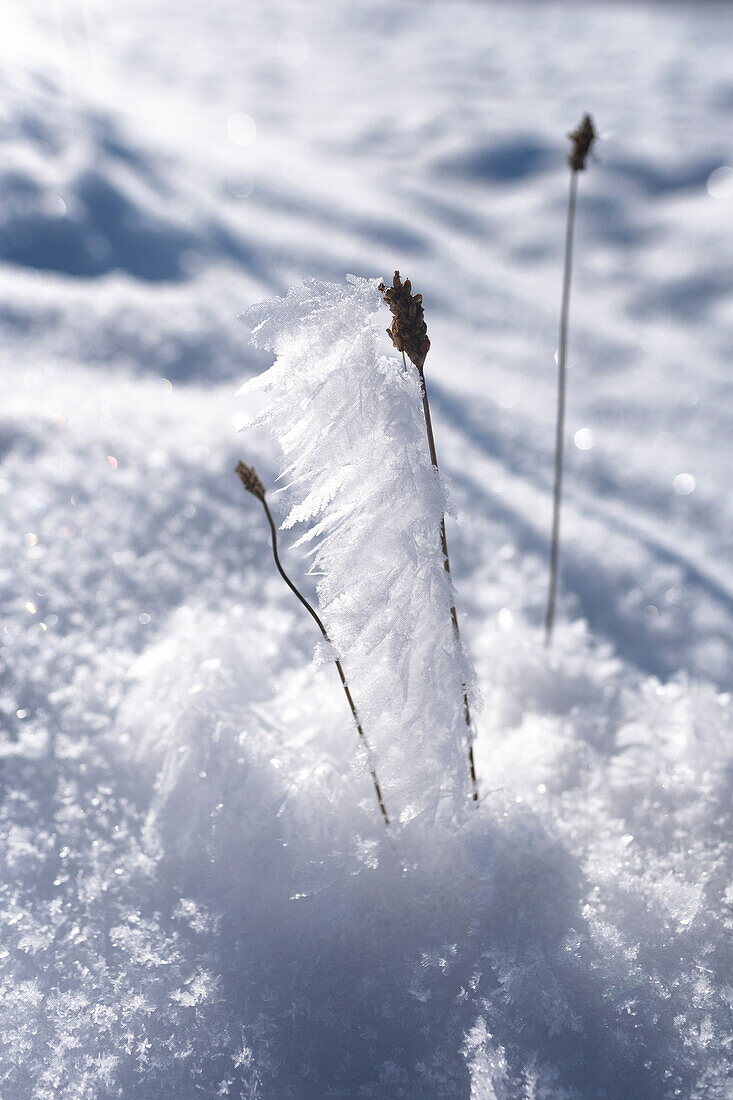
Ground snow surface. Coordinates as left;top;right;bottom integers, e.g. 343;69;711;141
1;1;732;1097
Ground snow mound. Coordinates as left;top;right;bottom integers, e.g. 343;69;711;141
4;601;727;1097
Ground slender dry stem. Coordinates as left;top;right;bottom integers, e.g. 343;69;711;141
235;462;390;827
381;273;479;804
417;361;479;802
544;115;595;647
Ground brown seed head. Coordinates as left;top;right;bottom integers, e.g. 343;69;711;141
567;114;596;172
378;270;431;372
235;461;266;501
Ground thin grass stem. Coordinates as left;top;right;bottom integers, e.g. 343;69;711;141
545;170;578;646
544;113;595;647
237;464;390;827
415;360;479;803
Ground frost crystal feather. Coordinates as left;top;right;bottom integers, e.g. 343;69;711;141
238;276;478;823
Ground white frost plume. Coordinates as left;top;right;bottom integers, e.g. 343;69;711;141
238;275;478;824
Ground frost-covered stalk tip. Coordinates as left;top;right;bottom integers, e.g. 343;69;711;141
238;277;479;823
545;114;596;647
380;271;479;804
235;461;390;827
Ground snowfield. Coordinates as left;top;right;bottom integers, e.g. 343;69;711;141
1;1;731;1097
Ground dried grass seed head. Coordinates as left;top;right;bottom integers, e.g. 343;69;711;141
235;461;266;501
379;270;431;372
567;114;596;172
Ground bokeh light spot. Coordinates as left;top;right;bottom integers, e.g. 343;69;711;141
226;112;257;147
673;472;696;495
707;166;733;199
574;427;594;450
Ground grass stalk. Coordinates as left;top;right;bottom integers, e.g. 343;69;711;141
415;358;479;802
544;114;596;647
382;273;479;804
235;462;390;828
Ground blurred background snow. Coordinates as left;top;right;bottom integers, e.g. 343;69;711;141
0;1;731;1097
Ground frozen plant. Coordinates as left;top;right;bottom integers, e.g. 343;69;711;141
380;270;479;802
237;276;479;824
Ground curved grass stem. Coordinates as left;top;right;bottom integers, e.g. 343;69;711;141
237;464;390;828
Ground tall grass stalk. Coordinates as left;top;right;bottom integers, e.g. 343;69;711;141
544;114;596;647
381;272;479;804
235;462;390;828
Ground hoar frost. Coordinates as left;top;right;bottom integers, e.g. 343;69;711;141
238;276;479;823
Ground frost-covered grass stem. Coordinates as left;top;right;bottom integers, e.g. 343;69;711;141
418;365;479;802
545;115;595;647
382;273;479;803
235;462;390;828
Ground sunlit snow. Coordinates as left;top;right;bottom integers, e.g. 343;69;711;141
0;0;731;1097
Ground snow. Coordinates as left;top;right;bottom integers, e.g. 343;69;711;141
1;0;732;1097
